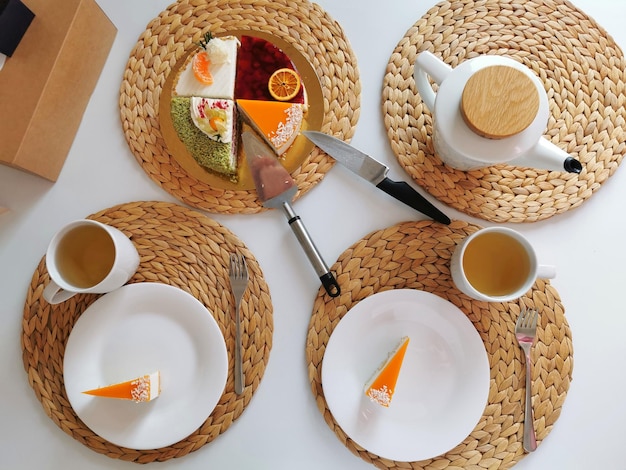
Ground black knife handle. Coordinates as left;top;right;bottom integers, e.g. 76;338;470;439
376;177;451;225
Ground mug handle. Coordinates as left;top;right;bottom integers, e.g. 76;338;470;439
537;264;557;280
43;280;76;305
414;50;453;111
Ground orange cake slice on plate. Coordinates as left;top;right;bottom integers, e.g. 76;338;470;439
364;337;410;407
237;99;305;156
83;371;161;403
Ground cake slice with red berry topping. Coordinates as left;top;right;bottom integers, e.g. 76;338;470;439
235;35;306;104
83;371;160;403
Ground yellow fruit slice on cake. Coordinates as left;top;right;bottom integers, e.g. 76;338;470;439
83;371;161;403
364;337;410;407
236;98;305;156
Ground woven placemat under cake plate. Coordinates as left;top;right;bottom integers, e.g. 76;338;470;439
306;220;573;469
21;201;273;463
382;0;626;223
119;0;360;215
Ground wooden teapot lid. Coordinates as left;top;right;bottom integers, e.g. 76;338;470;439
460;65;540;139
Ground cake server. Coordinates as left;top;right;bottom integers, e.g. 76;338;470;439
241;131;340;297
303;131;451;225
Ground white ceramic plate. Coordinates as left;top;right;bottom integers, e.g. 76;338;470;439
322;289;490;462
63;282;228;449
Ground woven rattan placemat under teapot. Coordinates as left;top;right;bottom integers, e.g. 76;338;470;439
383;0;626;223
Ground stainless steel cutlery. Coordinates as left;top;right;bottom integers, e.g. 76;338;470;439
515;307;539;452
228;253;249;395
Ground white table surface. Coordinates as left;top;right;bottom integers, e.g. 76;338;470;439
1;0;625;469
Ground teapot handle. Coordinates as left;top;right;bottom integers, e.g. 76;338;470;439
414;51;453;111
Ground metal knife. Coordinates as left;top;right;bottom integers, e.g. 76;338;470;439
303;131;451;225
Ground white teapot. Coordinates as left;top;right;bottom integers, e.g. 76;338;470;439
414;50;582;173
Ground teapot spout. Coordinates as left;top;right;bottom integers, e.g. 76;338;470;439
508;138;582;173
563;156;583;173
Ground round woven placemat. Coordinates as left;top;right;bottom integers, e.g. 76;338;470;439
382;0;626;223
306;220;573;469
119;0;360;215
21;201;273;463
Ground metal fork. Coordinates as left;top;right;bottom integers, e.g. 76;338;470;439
515;307;539;452
228;253;249;395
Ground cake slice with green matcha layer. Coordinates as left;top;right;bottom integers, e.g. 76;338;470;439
170;96;239;178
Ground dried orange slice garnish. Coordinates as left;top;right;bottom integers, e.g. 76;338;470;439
192;51;213;85
268;68;301;101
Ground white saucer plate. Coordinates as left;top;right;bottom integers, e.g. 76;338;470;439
63;282;228;450
322;289;490;462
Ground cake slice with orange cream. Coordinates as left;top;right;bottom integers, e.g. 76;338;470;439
237;99;305;156
83;371;160;403
364;337;410;407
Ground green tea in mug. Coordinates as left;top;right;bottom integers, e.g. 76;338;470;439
55;224;115;288
462;231;531;297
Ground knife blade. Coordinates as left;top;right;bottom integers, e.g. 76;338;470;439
303;131;451;225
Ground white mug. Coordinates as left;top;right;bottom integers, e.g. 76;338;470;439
43;220;140;304
450;227;555;302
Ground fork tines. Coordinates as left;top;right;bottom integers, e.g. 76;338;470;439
230;253;247;277
517;308;538;329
